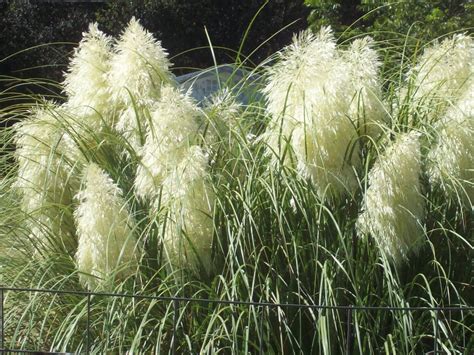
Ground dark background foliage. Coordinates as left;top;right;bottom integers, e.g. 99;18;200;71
1;0;472;87
0;0;309;84
305;0;473;42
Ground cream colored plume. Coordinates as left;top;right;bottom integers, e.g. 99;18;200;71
63;23;112;118
107;18;175;153
61;24;114;162
263;28;387;199
133;87;214;272
108;17;174;107
343;36;388;138
357;132;425;263
202;89;242;148
406;34;473;122
427;83;474;206
161;146;215;273
14;105;75;251
135;87;201;199
74;163;138;290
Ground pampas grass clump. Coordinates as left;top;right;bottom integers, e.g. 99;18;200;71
1;19;472;353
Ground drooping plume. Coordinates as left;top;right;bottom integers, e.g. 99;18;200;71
135;87;201;200
74;163;138;290
427;82;474;206
405;34;473;123
263;28;388;199
357;132;425;263
14;105;75;251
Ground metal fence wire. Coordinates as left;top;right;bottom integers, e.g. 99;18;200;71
0;286;472;354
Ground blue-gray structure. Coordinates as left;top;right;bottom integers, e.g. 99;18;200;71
176;64;262;105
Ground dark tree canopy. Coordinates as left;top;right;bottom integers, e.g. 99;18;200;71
0;0;309;85
305;0;473;41
305;1;473;80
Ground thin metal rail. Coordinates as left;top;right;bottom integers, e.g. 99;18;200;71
1;286;472;311
0;285;471;354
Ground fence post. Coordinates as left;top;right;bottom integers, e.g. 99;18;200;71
346;306;353;355
1;287;4;351
259;305;264;354
434;309;439;355
172;299;179;355
86;293;91;355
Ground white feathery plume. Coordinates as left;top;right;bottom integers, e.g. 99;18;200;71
406;34;473;122
427;83;474;206
263;28;366;199
61;24;113;162
135;87;201;199
132;85;213;272
15;106;69;209
342;36;388;138
289;101;361;200
108;17;174;107
262;28;336;166
357;132;425;263
63;23;112;118
108;18;175;152
202;89;242;148
161;146;215;273
74;163;138;290
14;105;75;250
263;28;337;122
